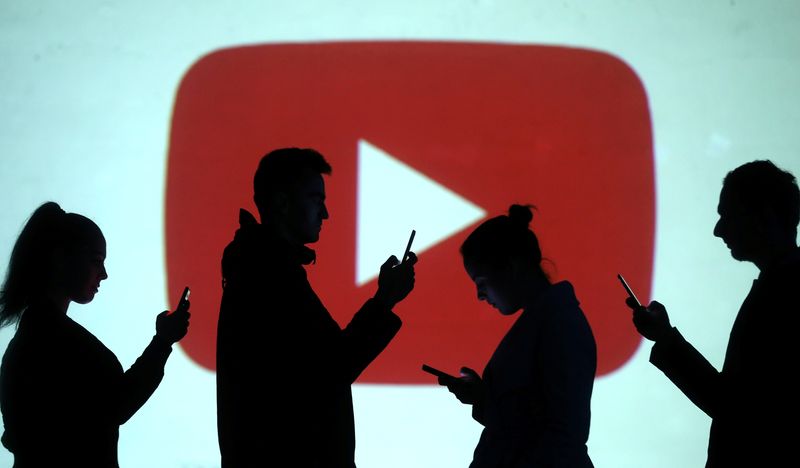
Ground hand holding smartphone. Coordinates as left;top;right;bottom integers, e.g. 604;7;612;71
175;286;191;314
617;274;641;308
157;286;191;343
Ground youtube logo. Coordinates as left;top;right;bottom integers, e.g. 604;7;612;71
165;42;654;383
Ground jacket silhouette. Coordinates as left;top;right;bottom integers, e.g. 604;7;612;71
470;281;596;468
649;252;800;467
0;302;173;467
216;209;402;467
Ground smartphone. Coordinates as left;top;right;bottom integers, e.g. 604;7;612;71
175;286;191;313
616;274;641;308
401;229;416;263
421;364;457;381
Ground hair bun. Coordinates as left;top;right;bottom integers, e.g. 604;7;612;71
38;201;65;217
507;204;533;228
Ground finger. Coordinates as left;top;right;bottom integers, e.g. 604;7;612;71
176;311;191;323
440;375;457;386
632;310;650;331
624;297;639;309
632;313;642;327
404;251;418;265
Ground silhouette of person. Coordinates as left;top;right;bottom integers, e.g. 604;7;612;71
440;204;596;468
215;147;417;468
625;160;800;467
0;202;190;467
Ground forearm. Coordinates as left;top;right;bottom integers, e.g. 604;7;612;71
339;297;402;383
116;336;172;424
650;328;721;417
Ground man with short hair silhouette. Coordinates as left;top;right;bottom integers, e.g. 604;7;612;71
626;159;800;467
216;147;416;468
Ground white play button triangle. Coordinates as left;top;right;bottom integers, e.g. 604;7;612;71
356;139;486;286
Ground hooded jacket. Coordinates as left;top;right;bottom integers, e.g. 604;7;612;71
216;209;402;468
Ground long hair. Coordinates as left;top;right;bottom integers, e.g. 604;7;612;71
0;202;100;328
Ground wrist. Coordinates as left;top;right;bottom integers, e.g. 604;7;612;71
153;334;173;348
654;326;677;344
372;292;395;310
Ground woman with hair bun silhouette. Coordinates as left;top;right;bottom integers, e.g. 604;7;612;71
441;204;596;468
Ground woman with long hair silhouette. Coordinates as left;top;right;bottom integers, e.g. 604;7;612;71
0;202;190;467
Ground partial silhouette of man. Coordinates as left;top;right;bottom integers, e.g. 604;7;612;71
626;160;800;467
216;147;416;468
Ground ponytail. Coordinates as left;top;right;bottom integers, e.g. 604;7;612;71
0;202;67;327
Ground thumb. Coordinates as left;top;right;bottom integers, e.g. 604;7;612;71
624;297;641;310
460;367;479;378
157;310;169;319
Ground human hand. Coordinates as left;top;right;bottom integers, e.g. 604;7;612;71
626;297;671;342
374;252;417;309
155;301;191;344
442;367;484;405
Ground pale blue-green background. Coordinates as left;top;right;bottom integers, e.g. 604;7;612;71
1;1;799;466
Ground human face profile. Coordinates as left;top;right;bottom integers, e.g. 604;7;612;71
713;189;760;263
286;172;329;245
464;260;521;316
65;235;108;304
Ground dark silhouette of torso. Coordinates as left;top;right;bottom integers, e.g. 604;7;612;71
471;281;596;468
216;210;401;468
0;303;171;467
650;251;800;467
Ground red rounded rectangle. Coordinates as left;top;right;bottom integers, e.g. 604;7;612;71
165;41;655;382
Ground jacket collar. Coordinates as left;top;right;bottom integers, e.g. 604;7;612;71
237;209;316;265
